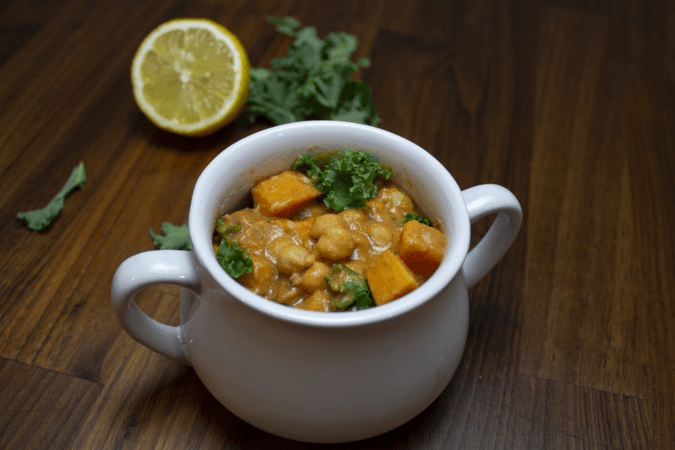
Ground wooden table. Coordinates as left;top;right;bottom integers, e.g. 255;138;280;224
2;0;673;448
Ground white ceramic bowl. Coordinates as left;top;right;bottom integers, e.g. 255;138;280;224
112;121;522;443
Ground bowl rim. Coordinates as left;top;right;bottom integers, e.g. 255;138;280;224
189;121;471;328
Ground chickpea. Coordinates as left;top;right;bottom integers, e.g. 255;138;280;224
310;214;341;239
294;218;314;243
316;227;355;260
274;279;302;305
339;209;367;226
387;188;414;210
291;202;329;221
366;187;414;221
293;262;331;292
367;222;393;248
269;237;294;257
271;218;296;233
277;244;315;274
352;232;369;247
346;231;369;262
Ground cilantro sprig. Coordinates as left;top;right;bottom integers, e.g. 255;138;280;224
247;16;380;126
293;149;391;212
17;162;86;232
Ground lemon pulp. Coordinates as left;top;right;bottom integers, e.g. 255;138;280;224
131;19;250;137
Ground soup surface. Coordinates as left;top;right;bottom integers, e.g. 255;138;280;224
213;150;447;312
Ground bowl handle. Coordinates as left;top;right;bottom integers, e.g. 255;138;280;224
461;184;522;289
111;250;201;365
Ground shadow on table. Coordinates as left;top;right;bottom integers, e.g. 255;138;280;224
133;110;268;154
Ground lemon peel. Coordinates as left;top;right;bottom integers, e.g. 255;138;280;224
131;18;250;137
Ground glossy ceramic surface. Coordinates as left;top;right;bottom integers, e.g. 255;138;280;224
111;121;522;443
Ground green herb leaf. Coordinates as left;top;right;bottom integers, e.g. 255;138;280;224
344;280;375;310
266;16;301;36
216;239;254;279
326;264;375;311
296;149;391;212
292;153;323;179
215;218;242;238
149;223;193;250
247;16;380;126
17;162;86;231
402;213;431;226
326;264;365;292
329;80;380;126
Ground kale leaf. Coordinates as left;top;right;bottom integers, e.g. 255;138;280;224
149;222;193;250
402;213;431;226
292;153;323;179
216;239;254;279
246;16;380;126
17;162;86;232
293;149;392;212
326;264;375;311
215;217;242;238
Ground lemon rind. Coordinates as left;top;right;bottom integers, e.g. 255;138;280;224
131;18;250;137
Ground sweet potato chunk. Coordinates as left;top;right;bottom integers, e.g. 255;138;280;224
252;170;322;218
367;250;419;305
398;220;446;278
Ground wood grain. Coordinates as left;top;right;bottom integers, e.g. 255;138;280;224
1;0;673;448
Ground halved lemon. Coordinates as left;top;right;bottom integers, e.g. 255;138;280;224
131;18;250;137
